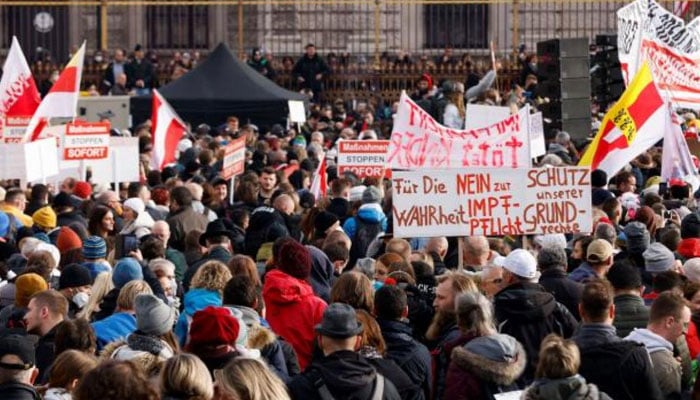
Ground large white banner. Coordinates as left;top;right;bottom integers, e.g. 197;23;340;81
618;0;700;107
387;92;531;169
392;167;592;238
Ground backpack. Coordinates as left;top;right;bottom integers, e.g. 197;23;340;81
350;217;383;264
314;373;385;400
577;340;642;400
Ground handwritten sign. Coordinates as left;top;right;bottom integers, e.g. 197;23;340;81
337;140;390;178
465;104;510;130
529;112;546;158
222;136;246;180
392;167;592;238
62;121;110;160
387;92;530;169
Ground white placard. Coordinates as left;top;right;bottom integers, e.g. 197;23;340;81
0;138;59;182
529;112;546;158
392;167;592;238
337;140;390;178
465;104;511;130
494;391;523;400
59;137;139;184
288;100;306;123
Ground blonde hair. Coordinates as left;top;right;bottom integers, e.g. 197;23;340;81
446;90;465;118
116;280;153;311
191;261;232;293
160;354;213;400
535;334;580;379
215;358;290;400
437;270;478;295
355;310;386;355
77;271;114;320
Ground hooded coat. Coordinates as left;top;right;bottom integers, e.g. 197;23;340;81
522;376;612;400
493;282;578;385
443;333;526;400
174;288;222;347
263;269;327;370
625;328;682;399
306;245;335;303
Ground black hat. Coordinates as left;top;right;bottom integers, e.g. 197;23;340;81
211;177;228;187
59;264;93;289
314;211;338;235
315;303;363;339
134;44;143;52
0;334;35;369
199;219;235;246
53;192;73;208
681;212;700;239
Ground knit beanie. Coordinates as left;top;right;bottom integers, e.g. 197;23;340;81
681;212;700;239
684;258;700;284
134;294;176;336
278;240;312;280
123;198;145;215
112;257;143;289
73;181;92;200
643;243;676;273
82;236;107;260
188;306;240;347
362;186;381;204
14;273;48;308
623;221;650;254
56;227;83;254
35;243;60;267
32;207;56;230
59;264;92;290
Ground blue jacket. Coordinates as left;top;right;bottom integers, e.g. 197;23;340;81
568;262;598;283
174;288;222;346
342;203;387;239
92;312;136;350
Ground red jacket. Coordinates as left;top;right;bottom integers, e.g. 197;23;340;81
677;238;700;260
263;269;327;370
686;321;700;360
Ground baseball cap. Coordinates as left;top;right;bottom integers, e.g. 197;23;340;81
586;239;613;264
0;334;35;370
495;249;537;279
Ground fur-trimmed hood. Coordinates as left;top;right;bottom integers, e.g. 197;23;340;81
450;334;526;386
247;322;277;350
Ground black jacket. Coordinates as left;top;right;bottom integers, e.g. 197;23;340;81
56;209;87;231
538;268;584;320
292;54;330;92
378;318;432;399
574;324;663;400
494;281;578;385
129;58;155;88
327;198;350;223
0;382;41;400
36;325;58;384
183;246;232;291
288;350;401;400
367;357;423;400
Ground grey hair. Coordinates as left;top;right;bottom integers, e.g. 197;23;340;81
355;258;376;280
455;291;496;336
555;130;570;144
537;247;567;271
594;223;616;245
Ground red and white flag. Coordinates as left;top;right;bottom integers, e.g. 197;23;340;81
150;89;188;170
662;109;699;187
22;41;85;142
310;155;327;199
674;1;690;17
0;36;41;120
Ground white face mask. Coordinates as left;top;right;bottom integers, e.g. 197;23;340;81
72;292;90;309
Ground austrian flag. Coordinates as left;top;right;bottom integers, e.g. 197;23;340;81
150;90;188;171
579;63;666;177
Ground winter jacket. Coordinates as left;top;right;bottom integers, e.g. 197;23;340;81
686;316;700;359
43;387;72;400
493;282;578;385
263;269;327;370
377;318;432;399
56;209;87;230
568;262;599;283
442;103;464;130
291;54;331;93
327;197;350;223
165;247;187;282
166;206;209;252
91;312;137;350
101;331;175;375
183;246;232;291
120;212;154;239
0;382;41;400
522;376;612;400
174;288;222;347
573;323;663;400
0;205;32;227
366;354;423;400
244;207;289;258
626;328;682;399
343;203;387;240
428;322;460;400
538;268;584;319
613;294;649;338
288;350;401;400
93;288;120;321
307;245;336;303
443;333;527;400
36;325;58;384
676;238;700;260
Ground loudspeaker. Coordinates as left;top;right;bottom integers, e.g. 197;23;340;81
537;38;590;59
539;98;591;120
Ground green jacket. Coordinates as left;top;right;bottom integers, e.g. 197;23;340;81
613;294;649;338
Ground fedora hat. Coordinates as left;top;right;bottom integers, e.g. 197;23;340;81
199;219;235;246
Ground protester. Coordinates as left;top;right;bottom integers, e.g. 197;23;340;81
159;353;213;400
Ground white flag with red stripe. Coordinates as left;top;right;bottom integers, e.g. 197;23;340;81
662;109;699;187
150;89;188;171
0;36;41;120
22;41;85;142
674;1;690;17
310;155;327;199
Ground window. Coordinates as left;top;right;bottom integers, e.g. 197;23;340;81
147;4;209;49
424;4;489;49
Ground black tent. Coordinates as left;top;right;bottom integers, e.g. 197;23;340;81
130;42;307;130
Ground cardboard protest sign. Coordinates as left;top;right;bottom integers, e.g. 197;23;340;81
618;0;700;107
222;136;246;180
387;92;530;169
337;140;390;178
392;167;592;238
60;137;139;184
288;100;306;123
62;121;110;160
0;116;31;143
0;138;58;182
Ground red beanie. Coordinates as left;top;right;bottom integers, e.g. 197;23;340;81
56;226;83;253
188;306;240;347
278;241;312;280
73;181;92;200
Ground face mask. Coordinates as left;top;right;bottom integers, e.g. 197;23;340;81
72;292;90;309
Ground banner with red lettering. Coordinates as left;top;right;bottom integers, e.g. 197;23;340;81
392;167;592;238
337;140;390;178
387;92;530;169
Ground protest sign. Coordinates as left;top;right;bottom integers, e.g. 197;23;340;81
392;167;592;238
223;136;246;180
465;104;510;130
529;112;546;158
62;121;110;160
337;140;390;178
0;115;31;143
0;138;58;182
618;0;700;107
288;100;306;123
59;137;139;184
387;92;530;169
